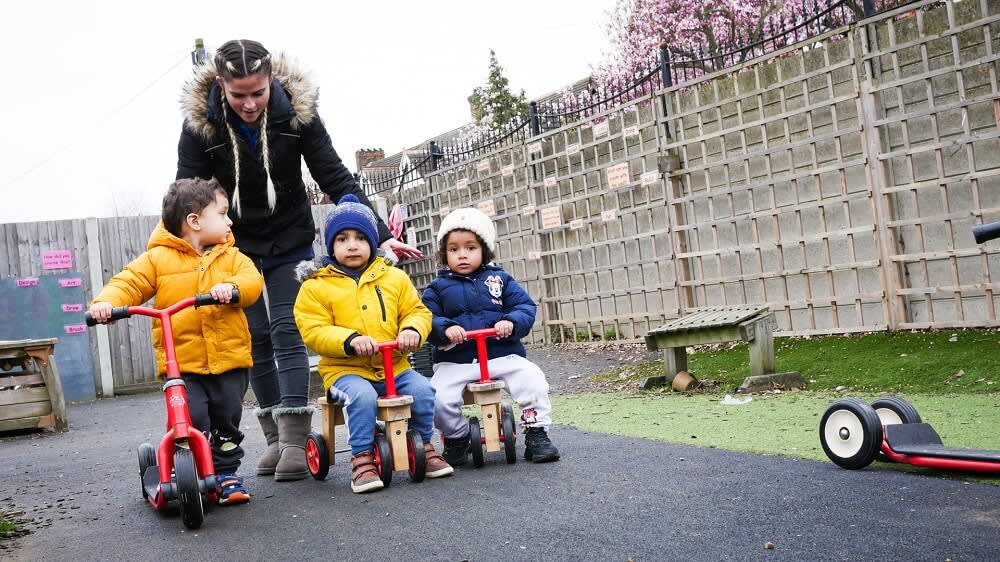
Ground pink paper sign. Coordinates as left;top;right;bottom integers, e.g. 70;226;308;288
62;304;84;313
59;278;82;288
42;250;73;270
64;324;87;334
16;277;39;287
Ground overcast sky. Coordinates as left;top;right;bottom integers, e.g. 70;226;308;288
1;0;615;224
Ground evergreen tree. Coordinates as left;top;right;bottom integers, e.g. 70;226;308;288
468;50;529;131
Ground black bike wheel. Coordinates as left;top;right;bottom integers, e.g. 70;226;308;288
138;443;156;499
306;432;330;480
374;433;393;488
819;398;882;470
871;397;921;462
501;404;517;464
468;417;485;468
406;429;426;482
174;447;204;529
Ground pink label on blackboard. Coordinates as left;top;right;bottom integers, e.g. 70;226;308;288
64;324;87;334
42;250;73;270
62;303;84;312
59;278;82;288
16;277;39;287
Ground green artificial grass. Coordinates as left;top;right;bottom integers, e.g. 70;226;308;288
0;513;17;535
593;329;1000;394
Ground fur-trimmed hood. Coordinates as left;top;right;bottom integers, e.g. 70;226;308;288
180;53;319;141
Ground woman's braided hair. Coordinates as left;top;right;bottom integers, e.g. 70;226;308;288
214;39;276;216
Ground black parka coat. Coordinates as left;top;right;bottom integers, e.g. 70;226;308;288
176;55;390;260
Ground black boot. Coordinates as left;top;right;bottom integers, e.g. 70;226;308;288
442;433;470;466
523;427;560;463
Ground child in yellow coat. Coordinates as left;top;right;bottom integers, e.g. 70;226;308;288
294;195;453;493
89;178;263;505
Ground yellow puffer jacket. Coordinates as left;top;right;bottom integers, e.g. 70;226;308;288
92;222;263;376
294;257;431;390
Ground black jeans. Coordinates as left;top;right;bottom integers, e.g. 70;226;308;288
245;260;310;408
181;369;248;474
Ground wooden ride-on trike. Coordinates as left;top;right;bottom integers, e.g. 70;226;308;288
305;339;427;486
85;290;241;530
459;328;518;468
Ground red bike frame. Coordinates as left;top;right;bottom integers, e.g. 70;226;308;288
127;298;217;509
880;436;1000;473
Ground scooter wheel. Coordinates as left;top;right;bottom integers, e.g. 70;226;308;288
406;429;426;482
374;433;393;488
137;443;156;499
174;447;204;529
306;432;330;481
501;404;517;464
468;417;485;468
871;397;921;463
820;398;882;470
871;396;921;425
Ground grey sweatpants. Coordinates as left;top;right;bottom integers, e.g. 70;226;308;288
430;354;552;440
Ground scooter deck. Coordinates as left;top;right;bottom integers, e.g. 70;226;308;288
885;423;1000;462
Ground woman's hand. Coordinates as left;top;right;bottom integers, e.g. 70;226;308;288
445;325;467;344
380;238;423;261
350;335;378;356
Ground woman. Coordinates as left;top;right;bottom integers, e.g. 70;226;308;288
177;39;420;482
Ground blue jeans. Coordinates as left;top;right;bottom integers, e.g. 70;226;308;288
246;260;310;408
329;370;436;455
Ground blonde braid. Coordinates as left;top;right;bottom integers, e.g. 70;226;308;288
221;97;244;217
259;109;277;213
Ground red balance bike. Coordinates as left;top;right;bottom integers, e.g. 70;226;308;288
85;291;239;529
452;328;518;467
820;221;1000;474
306;339;428;486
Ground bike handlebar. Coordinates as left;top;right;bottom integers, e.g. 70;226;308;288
85;289;241;326
973;221;1000;244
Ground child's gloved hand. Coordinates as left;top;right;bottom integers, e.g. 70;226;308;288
397;329;420;352
494;320;514;338
445;325;467;344
209;283;236;303
351;335;378;356
89;302;114;324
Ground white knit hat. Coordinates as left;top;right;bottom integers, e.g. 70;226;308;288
437;207;496;252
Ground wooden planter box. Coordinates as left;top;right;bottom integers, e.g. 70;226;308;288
0;338;68;432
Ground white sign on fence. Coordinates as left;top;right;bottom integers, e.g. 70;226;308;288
593;121;610;137
602;209;617;222
641;171;660;186
624;125;640;138
607;163;631;189
527;251;541;260
456;178;469;189
502;165;514;177
477;160;490;173
477;199;496;217
540;206;562;229
566;143;580;156
522;205;536;216
544;177;557;188
528;142;542;155
569;218;585;230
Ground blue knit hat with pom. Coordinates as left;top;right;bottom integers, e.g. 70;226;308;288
323;194;380;258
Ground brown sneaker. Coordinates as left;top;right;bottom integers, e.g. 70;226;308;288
350;451;384;493
423;442;454;478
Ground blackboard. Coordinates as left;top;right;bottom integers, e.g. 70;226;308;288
0;273;96;401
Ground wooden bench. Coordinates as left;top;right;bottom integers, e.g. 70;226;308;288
0;338;68;432
642;305;780;390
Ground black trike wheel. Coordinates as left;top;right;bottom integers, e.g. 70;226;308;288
468;417;485;468
306;431;330;481
871;397;921;462
137;443;156;499
819;398;882;470
501;404;517;464
406;429;426;482
173;447;204;529
374;433;393;488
